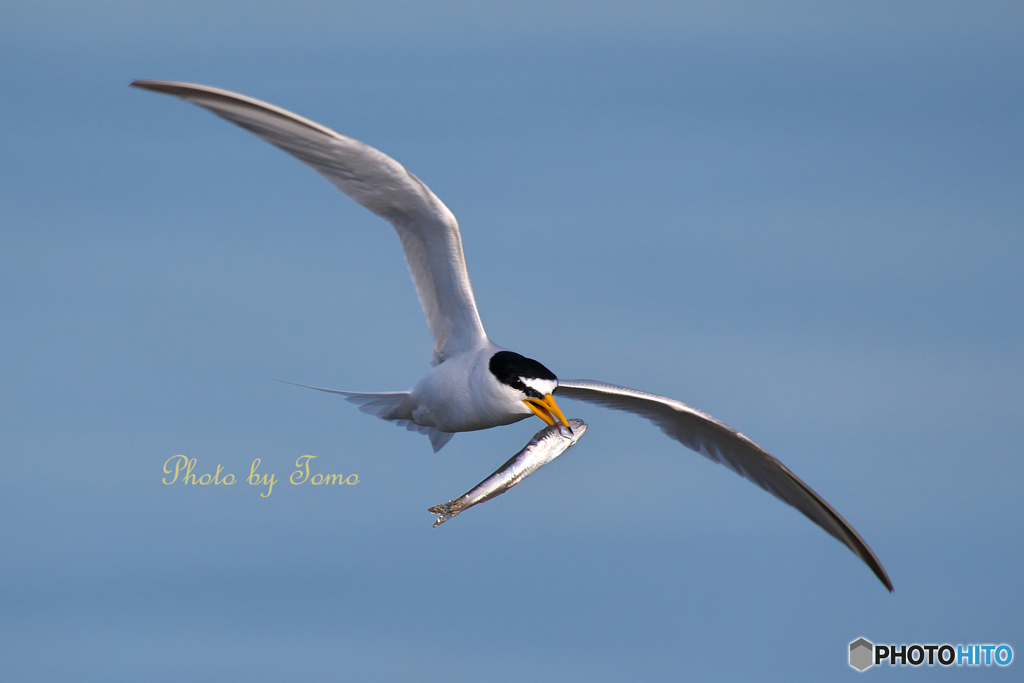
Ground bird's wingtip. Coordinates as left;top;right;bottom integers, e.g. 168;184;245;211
129;79;195;96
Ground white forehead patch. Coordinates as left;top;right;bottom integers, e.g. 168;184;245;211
522;378;557;396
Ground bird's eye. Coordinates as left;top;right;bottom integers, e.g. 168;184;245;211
524;387;543;399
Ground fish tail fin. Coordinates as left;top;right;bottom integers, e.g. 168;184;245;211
428;500;462;527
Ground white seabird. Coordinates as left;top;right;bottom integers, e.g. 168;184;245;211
132;79;893;591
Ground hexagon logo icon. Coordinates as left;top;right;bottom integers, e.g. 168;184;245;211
850;638;874;671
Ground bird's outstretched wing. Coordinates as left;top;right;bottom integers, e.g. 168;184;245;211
555;379;892;591
131;79;487;365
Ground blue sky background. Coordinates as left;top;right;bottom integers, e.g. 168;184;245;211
2;1;1021;680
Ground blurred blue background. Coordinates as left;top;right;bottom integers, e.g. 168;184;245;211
1;1;1021;680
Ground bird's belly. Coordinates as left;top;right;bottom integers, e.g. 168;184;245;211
411;394;532;433
409;361;533;433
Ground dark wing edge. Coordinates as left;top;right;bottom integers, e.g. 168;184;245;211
556;379;893;591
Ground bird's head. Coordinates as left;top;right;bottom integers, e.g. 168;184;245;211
488;350;570;429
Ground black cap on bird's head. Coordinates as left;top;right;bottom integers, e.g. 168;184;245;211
489;351;569;428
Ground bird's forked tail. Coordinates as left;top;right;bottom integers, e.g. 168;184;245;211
273;379;454;452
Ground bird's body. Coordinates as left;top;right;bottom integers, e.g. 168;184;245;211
399;344;544;433
133;78;893;592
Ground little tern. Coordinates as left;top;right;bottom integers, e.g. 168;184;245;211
132;80;893;591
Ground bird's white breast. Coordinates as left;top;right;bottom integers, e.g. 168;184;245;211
407;345;534;433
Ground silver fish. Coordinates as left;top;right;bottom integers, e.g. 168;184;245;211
429;419;587;527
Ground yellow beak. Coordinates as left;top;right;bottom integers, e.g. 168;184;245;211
523;393;570;429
